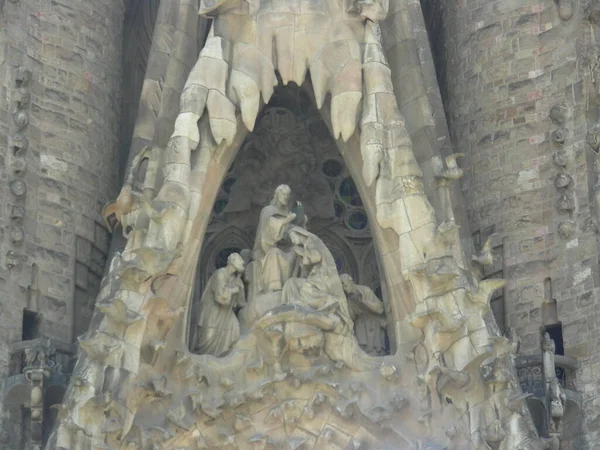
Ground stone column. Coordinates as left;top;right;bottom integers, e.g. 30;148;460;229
0;0;125;376
0;0;125;447
440;0;594;446
382;1;473;255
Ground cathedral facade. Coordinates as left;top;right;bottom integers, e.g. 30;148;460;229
0;0;597;448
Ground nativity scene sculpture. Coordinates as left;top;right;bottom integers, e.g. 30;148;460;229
197;185;357;358
49;1;548;449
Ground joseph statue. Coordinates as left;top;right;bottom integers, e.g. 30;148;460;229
194;253;246;357
252;184;306;293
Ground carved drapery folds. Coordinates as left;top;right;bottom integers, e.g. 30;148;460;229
49;1;544;449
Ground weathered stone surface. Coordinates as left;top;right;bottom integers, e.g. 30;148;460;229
0;0;596;448
41;1;543;449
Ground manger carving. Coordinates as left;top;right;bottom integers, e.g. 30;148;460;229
48;1;548;449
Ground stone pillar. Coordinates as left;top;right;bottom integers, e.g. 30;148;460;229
0;0;124;370
0;0;125;447
382;1;473;254
440;0;595;446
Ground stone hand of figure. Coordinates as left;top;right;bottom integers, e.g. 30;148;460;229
285;213;297;224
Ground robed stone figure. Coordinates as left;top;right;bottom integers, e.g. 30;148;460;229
252;184;305;293
193;253;246;357
340;274;387;355
281;227;354;335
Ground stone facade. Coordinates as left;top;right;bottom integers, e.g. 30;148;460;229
0;0;598;449
422;0;598;447
0;0;124;447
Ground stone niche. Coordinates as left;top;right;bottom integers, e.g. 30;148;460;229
188;84;390;358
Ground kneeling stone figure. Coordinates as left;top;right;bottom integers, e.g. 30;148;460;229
194;253;246;357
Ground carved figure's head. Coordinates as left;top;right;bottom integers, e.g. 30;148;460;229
272;184;292;208
289;227;308;247
339;273;355;292
227;252;245;273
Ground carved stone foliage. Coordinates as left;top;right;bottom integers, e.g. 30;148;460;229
51;1;543;449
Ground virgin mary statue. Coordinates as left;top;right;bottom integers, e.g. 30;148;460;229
281;227;354;335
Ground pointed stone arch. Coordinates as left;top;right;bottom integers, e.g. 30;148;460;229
169;82;409;355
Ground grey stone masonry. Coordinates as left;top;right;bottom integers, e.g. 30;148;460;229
436;0;600;448
0;0;124;445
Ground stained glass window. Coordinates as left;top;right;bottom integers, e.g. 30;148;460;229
339;177;363;207
222;177;236;194
348;210;368;230
213;198;228;214
322;159;343;178
334;201;345;218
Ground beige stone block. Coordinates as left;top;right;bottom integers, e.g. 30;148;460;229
386;39;420;78
407;222;437;261
387;145;422;178
403;194;436;230
299;404;331;436
331;91;361;141
228;69;261;131
327;411;362;437
361;93;379;125
323;41;353;77
380;8;414;51
206;90;237;144
313;425;351;449
398;231;425;269
389;199;412;235
393;67;427;108
374;92;404;125
180;84;209;116
163;163;192;185
364;43;388;65
363;61;394;95
172;112;202;142
309;57;330;108
400;95;434;136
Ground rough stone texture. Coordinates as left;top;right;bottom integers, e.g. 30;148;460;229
0;0;596;448
45;1;545;449
0;0;124;446
428;0;597;447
